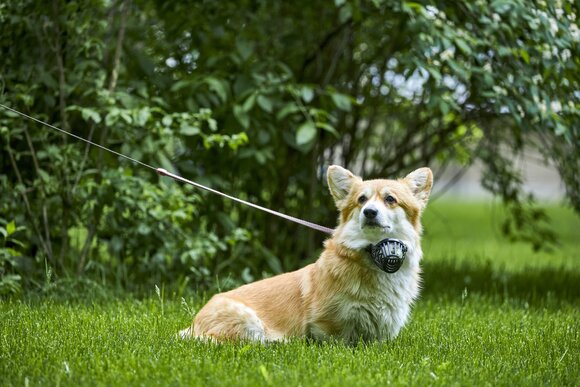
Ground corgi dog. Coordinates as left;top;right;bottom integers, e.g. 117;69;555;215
180;165;433;343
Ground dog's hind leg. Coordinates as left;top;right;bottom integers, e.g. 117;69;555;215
191;296;269;342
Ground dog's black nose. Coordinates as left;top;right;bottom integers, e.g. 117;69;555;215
363;207;378;219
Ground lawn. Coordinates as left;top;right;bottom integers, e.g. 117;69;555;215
1;201;579;386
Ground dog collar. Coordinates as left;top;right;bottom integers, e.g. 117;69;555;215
366;238;408;273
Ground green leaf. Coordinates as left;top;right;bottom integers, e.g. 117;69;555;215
119;111;132;124
37;169;51;183
455;39;472;55
439;99;449;115
105;109;118;126
257;95;273;113
81;108;101;124
242;93;256;112
403;2;424;12
205;77;228;103
162;115;173;127
301;87;314;103
497;46;511;57
6;248;22;257
316;122;339;137
170;80;193;92
427;66;442;83
554;123;566;136
135;108;151;127
447;60;469;81
180;124;200;136
331;92;352;111
233;105;250;129
236;40;254;61
339;3;352;23
208;118;218;131
6;221;16;236
276;103;300;120
296;121;317;145
519;49;530;64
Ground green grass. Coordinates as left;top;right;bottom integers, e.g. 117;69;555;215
1;201;579;386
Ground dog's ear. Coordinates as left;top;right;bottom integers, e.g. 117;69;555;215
404;167;433;209
327;165;359;205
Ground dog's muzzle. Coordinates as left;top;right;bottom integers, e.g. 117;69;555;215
366;238;408;273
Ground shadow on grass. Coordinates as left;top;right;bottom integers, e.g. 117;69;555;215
421;260;580;306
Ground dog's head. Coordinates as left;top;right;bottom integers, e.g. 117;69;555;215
327;165;433;251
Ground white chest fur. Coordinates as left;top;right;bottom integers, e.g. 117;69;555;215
309;249;421;343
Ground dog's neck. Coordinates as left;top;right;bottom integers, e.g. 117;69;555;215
324;239;365;261
319;239;399;298
323;239;378;273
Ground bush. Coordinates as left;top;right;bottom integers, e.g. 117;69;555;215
0;0;577;292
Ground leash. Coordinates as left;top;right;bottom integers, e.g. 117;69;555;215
0;103;334;235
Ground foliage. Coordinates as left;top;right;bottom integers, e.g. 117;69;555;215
0;219;27;295
0;0;578;290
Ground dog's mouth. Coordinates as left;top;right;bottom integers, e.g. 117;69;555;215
366;238;408;273
362;220;390;231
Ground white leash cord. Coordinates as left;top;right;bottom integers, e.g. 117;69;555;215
0;103;334;235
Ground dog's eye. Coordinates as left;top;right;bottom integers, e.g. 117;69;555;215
358;195;367;204
385;195;397;204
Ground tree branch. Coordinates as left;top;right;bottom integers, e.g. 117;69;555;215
6;144;53;263
52;0;70;133
108;0;129;92
299;17;353;81
22;126;58;263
